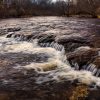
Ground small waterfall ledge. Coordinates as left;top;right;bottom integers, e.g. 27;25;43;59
0;34;100;88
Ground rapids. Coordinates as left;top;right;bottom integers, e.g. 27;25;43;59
0;34;100;87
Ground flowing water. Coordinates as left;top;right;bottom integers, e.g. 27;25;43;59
0;17;100;88
0;33;100;87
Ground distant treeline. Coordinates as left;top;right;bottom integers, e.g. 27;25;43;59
0;0;100;18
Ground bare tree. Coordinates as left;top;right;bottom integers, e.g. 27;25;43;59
74;0;100;17
87;0;99;17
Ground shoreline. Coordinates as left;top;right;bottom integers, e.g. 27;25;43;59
0;15;100;20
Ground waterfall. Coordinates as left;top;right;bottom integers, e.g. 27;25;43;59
39;42;65;53
82;63;100;77
96;69;100;77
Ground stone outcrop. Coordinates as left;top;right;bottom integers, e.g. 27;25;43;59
67;47;99;67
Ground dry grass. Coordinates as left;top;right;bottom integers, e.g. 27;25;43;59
70;85;88;100
97;15;100;18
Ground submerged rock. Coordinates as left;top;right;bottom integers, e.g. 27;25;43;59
0;29;8;36
7;27;21;32
92;57;100;69
0;27;21;36
38;34;55;43
56;34;90;44
55;34;92;52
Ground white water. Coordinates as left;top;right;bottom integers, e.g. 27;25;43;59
0;35;100;87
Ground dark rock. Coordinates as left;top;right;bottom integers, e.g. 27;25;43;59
91;36;100;48
0;27;21;36
38;34;55;43
67;47;99;68
7;27;21;32
0;29;8;36
55;34;92;52
92;57;100;69
25;35;34;40
56;34;90;44
6;32;15;38
87;89;100;100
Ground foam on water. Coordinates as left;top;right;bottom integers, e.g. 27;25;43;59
0;35;100;87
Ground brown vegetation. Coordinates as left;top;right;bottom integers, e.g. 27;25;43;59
0;0;100;18
73;0;100;18
70;85;88;100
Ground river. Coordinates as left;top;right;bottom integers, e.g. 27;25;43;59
0;17;100;100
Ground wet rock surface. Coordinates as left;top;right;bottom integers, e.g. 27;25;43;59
0;17;100;100
67;47;99;68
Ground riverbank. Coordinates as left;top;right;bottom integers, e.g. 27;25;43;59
0;14;100;19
